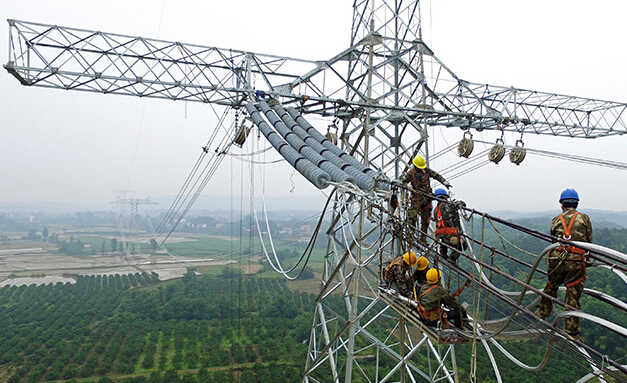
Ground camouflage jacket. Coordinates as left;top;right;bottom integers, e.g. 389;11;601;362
384;257;411;297
550;208;592;243
418;283;462;312
401;167;447;200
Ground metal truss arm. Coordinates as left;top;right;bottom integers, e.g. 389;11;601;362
6;19;627;139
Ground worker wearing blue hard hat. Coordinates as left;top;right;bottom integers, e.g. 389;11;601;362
535;188;592;341
433;188;466;265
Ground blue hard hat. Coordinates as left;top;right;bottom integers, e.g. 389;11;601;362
434;188;449;197
559;188;579;202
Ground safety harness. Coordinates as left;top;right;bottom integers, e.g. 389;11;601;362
434;204;458;236
384;256;405;278
417;285;442;322
549;212;588;288
556;212;587;256
410;168;430;198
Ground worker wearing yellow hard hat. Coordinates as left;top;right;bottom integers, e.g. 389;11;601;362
383;251;418;298
401;154;451;243
411;256;430;287
417;268;467;328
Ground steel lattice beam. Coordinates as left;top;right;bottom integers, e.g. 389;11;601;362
6;19;627;139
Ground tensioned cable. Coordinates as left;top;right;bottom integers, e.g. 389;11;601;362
155;102;235;238
227;151;284;165
472;139;627;170
153;106;230;239
156;108;234;245
336;189;387;266
126;0;168;192
252;186;336;280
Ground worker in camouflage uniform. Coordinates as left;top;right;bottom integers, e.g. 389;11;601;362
401;155;450;243
433;188;466;265
535;188;592;340
417;268;467;328
384;251;418;298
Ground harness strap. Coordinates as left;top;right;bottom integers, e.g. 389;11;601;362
558;212;579;240
418;285;441;320
565;256;587;288
558;212;585;257
411;168;430;198
435;204;459;235
384;257;407;283
556;246;587;255
435;227;458;235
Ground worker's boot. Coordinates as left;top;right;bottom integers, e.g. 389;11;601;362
566;332;582;342
534;309;547;320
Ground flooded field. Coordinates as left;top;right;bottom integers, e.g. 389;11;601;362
0;248;235;286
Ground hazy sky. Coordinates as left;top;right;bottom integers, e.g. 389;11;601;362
1;1;626;214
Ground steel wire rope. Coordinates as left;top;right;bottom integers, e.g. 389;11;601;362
156;105;236;243
436;148;492;181
337;188;382;253
251;184;337;280
429;141;458;161
460;206;627;274
472;139;627;171
438;148;489;174
449;242;627;379
485;217;541;280
124;0;166;193
153;106;231;240
483;305;627;380
444;156;493;181
158;141;230;245
335;188;386;267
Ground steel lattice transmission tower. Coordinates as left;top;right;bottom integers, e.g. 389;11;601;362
110;192;158;260
5;0;627;382
304;3;459;382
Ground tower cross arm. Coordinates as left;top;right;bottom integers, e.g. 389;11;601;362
4;19;319;107
429;80;627;138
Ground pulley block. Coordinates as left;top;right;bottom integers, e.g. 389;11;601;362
488;139;505;164
509;139;526;165
457;131;474;158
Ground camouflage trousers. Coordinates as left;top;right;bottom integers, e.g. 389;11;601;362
537;253;586;335
407;198;432;240
437;233;462;261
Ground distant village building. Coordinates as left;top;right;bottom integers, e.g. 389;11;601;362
279;227;293;235
300;225;312;235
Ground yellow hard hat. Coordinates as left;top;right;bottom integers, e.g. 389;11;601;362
403;251;417;267
426;268;441;284
412;155;427;169
416;256;429;271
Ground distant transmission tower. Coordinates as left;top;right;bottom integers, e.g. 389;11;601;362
110;191;158;260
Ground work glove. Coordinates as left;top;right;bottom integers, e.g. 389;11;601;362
443;181;451;189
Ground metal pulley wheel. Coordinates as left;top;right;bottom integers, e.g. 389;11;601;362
326;123;339;145
509;139;526;165
458;132;474;158
325;132;338;145
488;139;506;164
